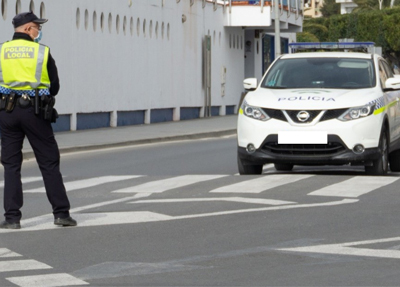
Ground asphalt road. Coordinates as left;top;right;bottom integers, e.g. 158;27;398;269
1;136;400;286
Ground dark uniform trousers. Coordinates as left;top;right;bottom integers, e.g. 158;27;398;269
0;105;70;223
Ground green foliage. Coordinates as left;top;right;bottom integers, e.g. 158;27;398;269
303;23;329;41
296;32;320;42
320;0;341;17
297;9;400;56
383;12;400;51
352;0;392;11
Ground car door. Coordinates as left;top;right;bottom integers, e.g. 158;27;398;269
380;60;400;144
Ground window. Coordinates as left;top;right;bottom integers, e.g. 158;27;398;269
379;62;389;89
93;11;97;32
40;2;45;18
29;0;34;13
84;9;89;30
1;0;7;20
76;8;80;29
262;58;375;89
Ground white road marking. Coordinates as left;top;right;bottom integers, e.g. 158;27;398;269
112;175;227;193
1;199;357;232
1;193;153;233
0;248;22;258
25;175;141;193
73;212;173;226
6;273;89;287
277;236;400;259
308;176;399;198
210;174;314;193
0;260;52;272
131;197;296;205
0;177;42;188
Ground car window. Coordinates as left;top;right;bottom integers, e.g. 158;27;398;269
261;58;376;89
378;61;388;89
382;60;394;78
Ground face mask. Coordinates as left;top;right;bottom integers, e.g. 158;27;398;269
34;30;42;43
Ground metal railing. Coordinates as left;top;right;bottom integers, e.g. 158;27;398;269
227;0;302;15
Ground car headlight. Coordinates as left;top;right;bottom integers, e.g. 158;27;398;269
338;104;375;121
241;101;270;121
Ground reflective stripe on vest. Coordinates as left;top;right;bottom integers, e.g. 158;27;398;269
0;43;3;86
0;40;50;89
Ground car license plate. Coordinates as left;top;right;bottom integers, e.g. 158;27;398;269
278;131;328;144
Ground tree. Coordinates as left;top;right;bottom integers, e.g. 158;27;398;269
303;22;329;41
352;0;391;11
320;0;341;17
296;31;320;42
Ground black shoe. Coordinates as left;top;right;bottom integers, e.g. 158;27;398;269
54;216;77;227
0;221;21;229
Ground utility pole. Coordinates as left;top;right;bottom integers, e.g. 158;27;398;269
274;0;281;59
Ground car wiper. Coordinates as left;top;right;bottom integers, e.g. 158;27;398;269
266;86;287;89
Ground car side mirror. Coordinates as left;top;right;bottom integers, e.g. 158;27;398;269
243;78;258;91
384;77;400;90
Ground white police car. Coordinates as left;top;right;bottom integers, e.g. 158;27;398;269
237;46;400;175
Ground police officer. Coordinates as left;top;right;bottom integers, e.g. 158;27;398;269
0;12;77;229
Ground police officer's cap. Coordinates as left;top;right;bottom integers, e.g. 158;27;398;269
12;11;48;28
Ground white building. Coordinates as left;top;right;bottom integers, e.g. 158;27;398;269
336;0;357;14
0;0;303;131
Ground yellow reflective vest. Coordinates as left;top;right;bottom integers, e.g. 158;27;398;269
0;39;50;91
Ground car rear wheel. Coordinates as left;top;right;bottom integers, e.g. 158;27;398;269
274;163;294;171
389;150;400;172
237;156;263;175
365;129;389;175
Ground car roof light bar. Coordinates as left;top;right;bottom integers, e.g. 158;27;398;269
289;42;375;52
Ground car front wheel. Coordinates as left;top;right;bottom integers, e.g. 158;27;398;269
365;129;389;175
237;155;263;175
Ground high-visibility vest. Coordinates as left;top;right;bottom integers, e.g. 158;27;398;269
0;39;50;91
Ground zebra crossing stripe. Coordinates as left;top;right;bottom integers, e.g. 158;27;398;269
210;174;314;193
308;176;400;198
131;197;296;205
6;273;89;287
0;260;52;272
0;248;22;258
25;175;141;193
112;175;227;193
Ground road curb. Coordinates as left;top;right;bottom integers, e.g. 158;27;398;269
22;129;237;160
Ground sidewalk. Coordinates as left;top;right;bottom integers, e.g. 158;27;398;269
22;115;238;159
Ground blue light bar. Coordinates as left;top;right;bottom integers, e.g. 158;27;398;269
289;42;375;51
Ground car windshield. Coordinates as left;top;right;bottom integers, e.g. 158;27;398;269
261;57;376;89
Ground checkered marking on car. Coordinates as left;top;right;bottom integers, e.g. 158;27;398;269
367;97;386;115
368;97;385;110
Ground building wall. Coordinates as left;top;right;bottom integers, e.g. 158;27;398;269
0;0;246;131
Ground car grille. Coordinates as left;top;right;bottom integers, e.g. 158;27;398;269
261;135;346;156
261;108;348;123
286;110;321;123
320;108;348;121
262;108;286;121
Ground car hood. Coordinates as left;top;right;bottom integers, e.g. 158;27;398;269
244;88;380;110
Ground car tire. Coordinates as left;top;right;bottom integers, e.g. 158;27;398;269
237;155;263;175
389;150;400;172
365;129;389;175
274;163;294;171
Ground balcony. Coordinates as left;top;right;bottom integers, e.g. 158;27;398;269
224;0;303;32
